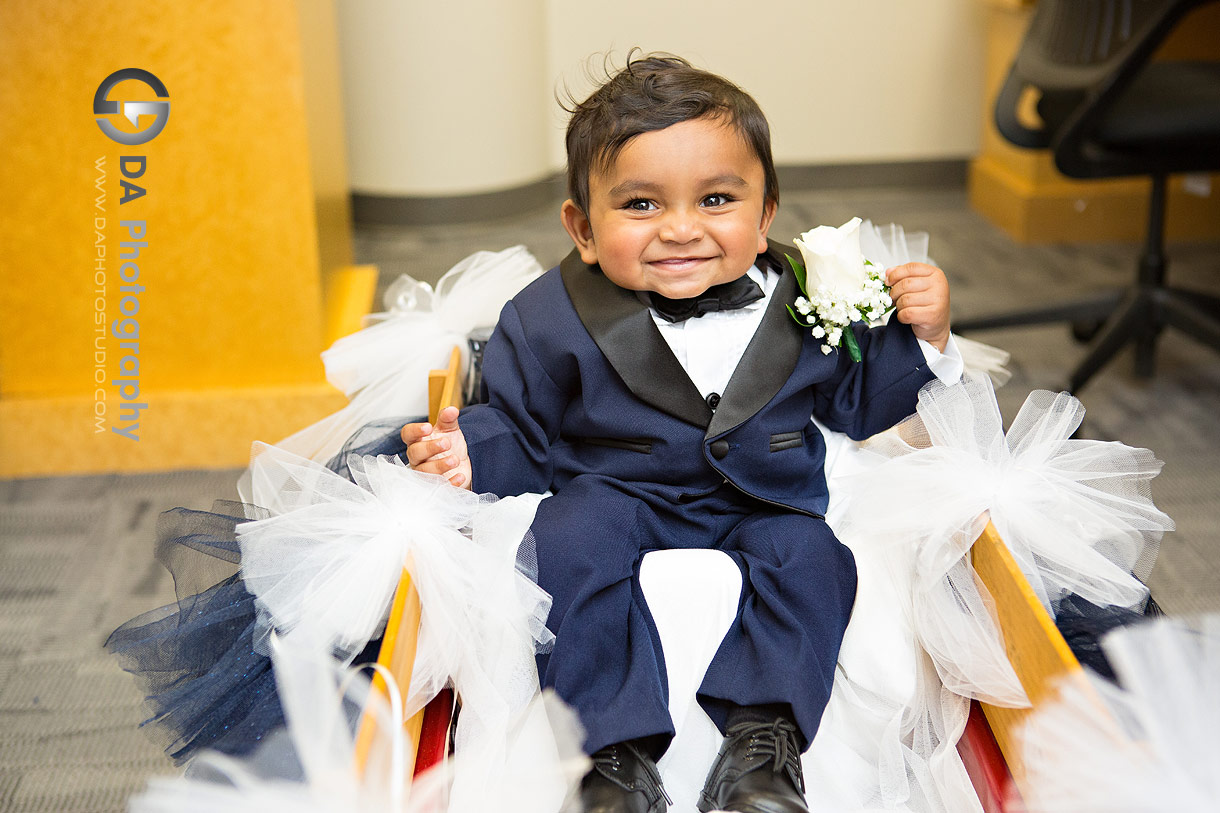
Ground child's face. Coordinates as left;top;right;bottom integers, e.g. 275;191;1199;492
561;116;777;300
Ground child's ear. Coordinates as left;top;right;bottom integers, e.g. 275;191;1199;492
561;199;599;266
756;198;778;253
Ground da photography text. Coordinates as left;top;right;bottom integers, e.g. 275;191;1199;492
91;68;169;441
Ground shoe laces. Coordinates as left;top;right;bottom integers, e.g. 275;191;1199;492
592;741;673;806
726;718;805;793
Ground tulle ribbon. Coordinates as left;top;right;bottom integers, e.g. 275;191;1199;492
130;635;589;813
859;220;1011;386
273;246;543;464
1017;614;1220;812
838;375;1173;707
236;442;555;804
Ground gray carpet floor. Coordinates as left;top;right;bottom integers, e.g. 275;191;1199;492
2;183;1217;810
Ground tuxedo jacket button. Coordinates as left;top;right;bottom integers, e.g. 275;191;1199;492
710;439;729;459
706;392;721;410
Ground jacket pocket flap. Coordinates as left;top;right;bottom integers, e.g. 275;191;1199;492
769;431;804;452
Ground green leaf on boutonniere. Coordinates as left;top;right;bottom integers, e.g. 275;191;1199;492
784;253;807;297
843;327;862;363
786;303;806;327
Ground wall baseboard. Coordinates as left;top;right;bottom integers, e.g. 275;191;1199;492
778;159;968;192
351;159;970;226
352;176;566;226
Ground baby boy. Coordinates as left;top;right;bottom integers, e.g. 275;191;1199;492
404;54;956;813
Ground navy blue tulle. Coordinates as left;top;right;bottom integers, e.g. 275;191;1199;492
1053;589;1162;683
105;420;418;766
105;502;284;764
323;416;419;478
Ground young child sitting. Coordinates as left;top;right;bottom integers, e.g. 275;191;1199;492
403;54;959;813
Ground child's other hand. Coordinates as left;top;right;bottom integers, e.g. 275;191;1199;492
886;262;950;352
401;406;472;490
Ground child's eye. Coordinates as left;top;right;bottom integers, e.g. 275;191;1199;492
702;193;734;207
624;199;657;212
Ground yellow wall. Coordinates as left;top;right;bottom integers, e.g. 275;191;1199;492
0;1;356;476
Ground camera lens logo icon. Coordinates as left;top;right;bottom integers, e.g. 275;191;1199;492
94;68;170;146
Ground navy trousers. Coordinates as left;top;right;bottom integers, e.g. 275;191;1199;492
530;474;857;756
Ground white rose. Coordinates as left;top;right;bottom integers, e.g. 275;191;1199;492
794;217;867;301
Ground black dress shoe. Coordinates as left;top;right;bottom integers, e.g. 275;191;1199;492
564;740;671;813
697;718;809;813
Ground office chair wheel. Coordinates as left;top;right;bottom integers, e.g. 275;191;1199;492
1070;318;1105;343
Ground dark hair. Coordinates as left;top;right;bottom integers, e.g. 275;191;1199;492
563;52;779;215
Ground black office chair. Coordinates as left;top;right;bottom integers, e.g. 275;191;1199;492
957;0;1220;393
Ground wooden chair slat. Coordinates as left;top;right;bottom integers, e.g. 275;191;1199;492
357;346;464;776
971;519;1107;799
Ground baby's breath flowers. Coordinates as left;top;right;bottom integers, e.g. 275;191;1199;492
786;217;894;362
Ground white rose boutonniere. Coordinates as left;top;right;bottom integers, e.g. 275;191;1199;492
787;216;894;362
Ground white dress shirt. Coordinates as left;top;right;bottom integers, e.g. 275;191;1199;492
648;265;963;401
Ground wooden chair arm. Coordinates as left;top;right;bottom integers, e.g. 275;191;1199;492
970;519;1113;803
356;346;463;776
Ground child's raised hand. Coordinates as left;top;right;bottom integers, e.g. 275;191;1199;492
886;262;951;352
401;406;472;490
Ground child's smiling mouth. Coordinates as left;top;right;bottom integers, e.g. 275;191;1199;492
648;256;714;270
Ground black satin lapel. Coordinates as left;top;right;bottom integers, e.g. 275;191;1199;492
559;249;712;429
707;241;804;438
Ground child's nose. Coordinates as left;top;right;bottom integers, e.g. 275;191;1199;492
659;207;703;243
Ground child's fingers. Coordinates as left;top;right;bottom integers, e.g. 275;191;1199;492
885;262;927;283
893;266;936;288
894;304;934;324
434;406;461;433
400;421;432;445
401;408;461;443
409;448;460;472
413;457;471;490
892;288;937;310
410;456;462;477
886;263;945;295
889;279;932;305
405;436;453;466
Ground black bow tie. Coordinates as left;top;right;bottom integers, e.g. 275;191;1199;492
649;275;765;324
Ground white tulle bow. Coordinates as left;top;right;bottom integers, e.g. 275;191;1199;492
236;442;554;790
275;246;544;464
839;375;1173;707
130;635;589;813
1018;614;1220;812
858;220;1011;386
131;635;409;812
858;220;931;282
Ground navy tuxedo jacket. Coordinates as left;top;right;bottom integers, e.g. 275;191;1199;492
459;242;935;518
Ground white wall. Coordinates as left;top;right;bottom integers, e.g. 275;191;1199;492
337;0;552;196
338;0;988;197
